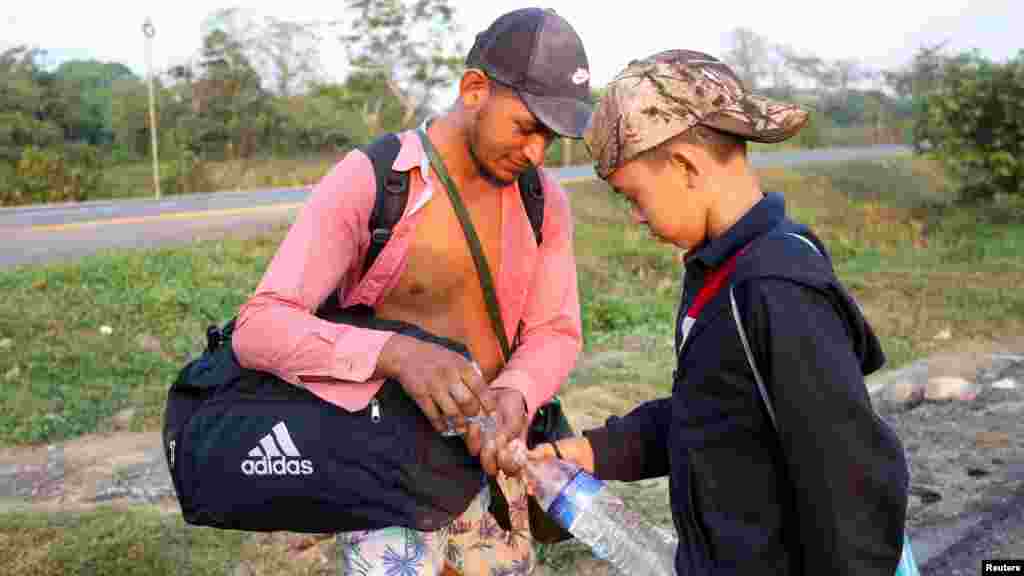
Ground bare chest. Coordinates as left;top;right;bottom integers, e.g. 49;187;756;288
378;187;503;315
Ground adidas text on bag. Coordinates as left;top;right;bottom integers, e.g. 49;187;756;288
241;422;314;476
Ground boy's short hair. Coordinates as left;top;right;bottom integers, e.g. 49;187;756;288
640;125;747;169
584;50;809;178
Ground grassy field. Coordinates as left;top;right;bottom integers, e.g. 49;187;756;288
94;154;343;200
1;507;249;576
69;121;902;203
2;155;1023;574
90;139;583;201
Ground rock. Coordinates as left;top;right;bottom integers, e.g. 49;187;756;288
925;377;976;402
966;467;990;478
991;378;1019;390
100;325;114;336
112;408;136;430
134;333;165;357
934;328;953;341
620;334;649;352
882;377;926;408
867;359;930;398
984;401;1024;416
976;431;1011;449
909;485;942;505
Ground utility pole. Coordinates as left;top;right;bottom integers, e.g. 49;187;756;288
143;18;161;199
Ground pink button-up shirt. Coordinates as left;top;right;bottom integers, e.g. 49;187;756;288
232;129;582;417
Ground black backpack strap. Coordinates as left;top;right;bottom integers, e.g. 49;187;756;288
316;133;409;317
511;166;545;350
363;133;411;275
517;166;544;246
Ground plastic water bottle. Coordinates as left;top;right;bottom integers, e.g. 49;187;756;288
447;414;678;575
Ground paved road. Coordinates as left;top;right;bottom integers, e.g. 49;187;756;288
1;144;910;268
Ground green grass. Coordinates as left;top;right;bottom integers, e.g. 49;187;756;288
92;154;343;201
0;506;249;576
0;233;285;444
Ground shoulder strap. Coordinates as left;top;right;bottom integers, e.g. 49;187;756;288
315;133;408;317
416;129;515;362
784;232;823;257
511;166;546;349
363;133;411;276
729;287;778;432
728;231;821;433
517;166;544;245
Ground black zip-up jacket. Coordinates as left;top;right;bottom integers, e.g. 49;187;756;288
584;193;908;575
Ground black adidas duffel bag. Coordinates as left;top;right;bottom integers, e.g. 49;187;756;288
162;307;486;534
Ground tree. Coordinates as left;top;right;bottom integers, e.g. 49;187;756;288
919;50;1024;202
883;42;950;152
825;59;872;95
776;44;827;89
883;42;949;101
193;10;268;159
0;46;62;162
722;28;771;90
255;17;323;98
110;76;151;157
339;0;463;129
53;59;136;145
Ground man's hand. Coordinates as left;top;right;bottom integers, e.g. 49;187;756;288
375;333;493;432
466;388;529;476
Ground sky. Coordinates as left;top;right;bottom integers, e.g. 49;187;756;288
2;0;1020;90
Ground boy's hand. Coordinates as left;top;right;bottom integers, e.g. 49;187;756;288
471;388;529;476
527;436;596;475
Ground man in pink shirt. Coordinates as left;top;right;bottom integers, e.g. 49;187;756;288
232;8;590;575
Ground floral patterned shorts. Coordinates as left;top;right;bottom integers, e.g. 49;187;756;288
336;472;534;576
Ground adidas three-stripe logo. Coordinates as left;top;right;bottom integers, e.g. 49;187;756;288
241;422;314;476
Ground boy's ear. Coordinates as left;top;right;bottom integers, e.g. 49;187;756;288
668;145;701;188
459;69;491;111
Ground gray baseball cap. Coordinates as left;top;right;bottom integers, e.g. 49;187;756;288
466;8;593;139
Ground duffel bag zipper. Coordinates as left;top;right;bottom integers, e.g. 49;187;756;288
370;398;381;423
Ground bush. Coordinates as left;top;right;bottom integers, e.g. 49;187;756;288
15;146;64;202
63;143;105;199
919;51;1024;202
792;111;829;149
544;138;591;167
0;162;21;205
159;149;213;195
2;145;105;205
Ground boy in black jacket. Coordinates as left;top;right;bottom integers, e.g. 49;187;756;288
527;50;910;575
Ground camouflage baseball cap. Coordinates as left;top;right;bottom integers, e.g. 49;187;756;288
584;49;810;178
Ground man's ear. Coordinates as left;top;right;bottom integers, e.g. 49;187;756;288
459;69;491;111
